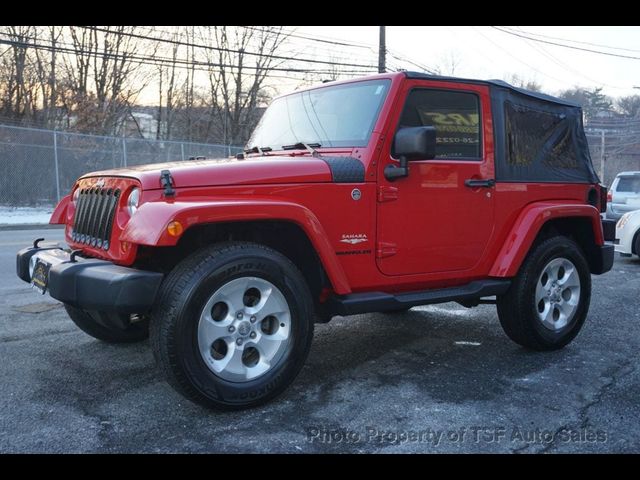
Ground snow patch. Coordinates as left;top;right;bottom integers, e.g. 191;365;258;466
454;341;482;346
413;304;473;316
0;206;54;225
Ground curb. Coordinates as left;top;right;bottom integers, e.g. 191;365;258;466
0;224;64;231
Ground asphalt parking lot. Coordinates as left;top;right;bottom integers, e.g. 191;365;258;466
1;227;639;453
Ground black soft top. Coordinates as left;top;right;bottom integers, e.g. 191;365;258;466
404;72;598;184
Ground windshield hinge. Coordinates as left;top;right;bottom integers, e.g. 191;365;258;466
160;170;175;197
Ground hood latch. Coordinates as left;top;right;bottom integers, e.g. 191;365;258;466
160;170;176;197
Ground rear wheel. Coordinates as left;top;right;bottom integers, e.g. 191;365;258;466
497;236;591;351
64;304;149;343
150;242;314;410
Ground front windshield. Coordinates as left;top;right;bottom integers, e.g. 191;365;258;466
247;79;391;150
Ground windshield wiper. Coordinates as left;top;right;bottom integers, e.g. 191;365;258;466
282;142;321;157
243;145;273;156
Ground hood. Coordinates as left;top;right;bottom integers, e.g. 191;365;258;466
79;156;336;190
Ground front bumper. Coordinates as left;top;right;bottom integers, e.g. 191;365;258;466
16;243;163;314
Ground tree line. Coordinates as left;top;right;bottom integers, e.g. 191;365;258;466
503;74;640;121
0;26;295;146
2;26;639;147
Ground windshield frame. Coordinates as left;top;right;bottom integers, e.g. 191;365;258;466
246;78;392;152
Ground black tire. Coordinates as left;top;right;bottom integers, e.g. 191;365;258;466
634;232;640;258
64;304;149;343
497;236;591;351
150;242;314;410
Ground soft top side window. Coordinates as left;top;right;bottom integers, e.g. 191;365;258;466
396;88;481;160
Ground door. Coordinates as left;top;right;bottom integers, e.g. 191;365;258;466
376;83;495;276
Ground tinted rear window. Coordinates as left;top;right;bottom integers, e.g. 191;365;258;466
505;102;578;169
616;176;640;193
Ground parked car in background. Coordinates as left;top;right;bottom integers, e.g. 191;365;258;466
615;209;640;257
606;171;640;221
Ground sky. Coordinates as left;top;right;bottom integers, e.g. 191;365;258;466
292;26;640;98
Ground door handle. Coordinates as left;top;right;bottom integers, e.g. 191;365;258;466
465;178;495;188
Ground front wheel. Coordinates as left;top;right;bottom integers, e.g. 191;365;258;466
150;242;314;410
497;236;591;351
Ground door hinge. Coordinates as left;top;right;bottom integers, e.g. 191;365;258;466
376;241;397;259
378;185;399;202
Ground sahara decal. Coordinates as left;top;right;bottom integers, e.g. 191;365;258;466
340;234;368;245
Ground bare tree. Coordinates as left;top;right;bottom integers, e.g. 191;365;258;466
0;25;290;144
433;51;461;76
31;26;64;127
205;26;288;146
62;26;152;135
617;95;640;118
505;73;542;92
0;26;39;122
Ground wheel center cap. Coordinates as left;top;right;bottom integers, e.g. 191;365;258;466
237;321;251;337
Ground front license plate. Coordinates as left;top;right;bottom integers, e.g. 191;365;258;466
31;258;51;294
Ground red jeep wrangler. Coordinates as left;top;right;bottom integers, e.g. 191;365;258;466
17;72;615;409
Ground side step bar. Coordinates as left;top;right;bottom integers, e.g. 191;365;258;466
326;279;511;316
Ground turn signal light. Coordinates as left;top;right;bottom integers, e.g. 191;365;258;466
167;221;184;237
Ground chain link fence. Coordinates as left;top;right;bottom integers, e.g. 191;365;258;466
2;123;636;208
586;131;640;187
0;124;243;207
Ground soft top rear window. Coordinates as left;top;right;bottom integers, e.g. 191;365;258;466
491;86;598;184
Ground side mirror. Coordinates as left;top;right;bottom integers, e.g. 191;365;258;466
385;126;437;181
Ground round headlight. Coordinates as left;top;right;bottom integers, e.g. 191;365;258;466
29;255;37;279
72;188;80;203
127;188;141;216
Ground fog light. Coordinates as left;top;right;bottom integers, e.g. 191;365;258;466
167;221;183;237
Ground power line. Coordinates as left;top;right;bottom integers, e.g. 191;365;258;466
471;26;573;86
244;25;438;75
387;50;436;74
491;26;640;61
240;25;375;50
133;26;377;75
0;35;375;78
139;25;391;76
509;26;629;90
81;26;379;70
500;26;640;54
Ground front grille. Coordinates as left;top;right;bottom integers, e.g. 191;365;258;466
71;188;120;250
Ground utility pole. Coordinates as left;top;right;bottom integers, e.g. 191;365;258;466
600;128;606;182
378;26;386;73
